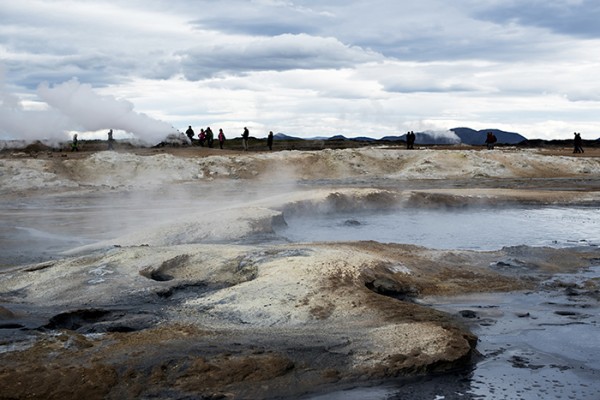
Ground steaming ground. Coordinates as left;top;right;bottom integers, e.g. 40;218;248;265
0;145;599;399
2;146;600;192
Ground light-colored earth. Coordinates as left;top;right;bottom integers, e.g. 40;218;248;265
0;144;599;399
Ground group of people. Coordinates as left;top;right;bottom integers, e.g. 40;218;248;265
69;128;587;154
185;126;274;151
405;131;416;149
186;126;226;149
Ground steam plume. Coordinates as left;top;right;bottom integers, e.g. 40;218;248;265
1;77;175;144
38;79;176;144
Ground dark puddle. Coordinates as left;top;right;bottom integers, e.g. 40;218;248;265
155;282;228;302
42;308;159;334
307;266;600;399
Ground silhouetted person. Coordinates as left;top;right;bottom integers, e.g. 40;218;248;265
107;129;114;150
206;127;214;148
199;129;206;147
71;133;79;152
242;127;249;151
406;131;415;149
573;132;584;153
267;131;274;150
485;132;497;150
185;125;195;144
218;129;226;149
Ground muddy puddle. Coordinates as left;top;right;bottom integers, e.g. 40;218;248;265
281;206;600;399
308;266;600;400
278;206;600;250
1;188;599;399
0;183;246;267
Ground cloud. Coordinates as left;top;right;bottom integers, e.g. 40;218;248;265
185;0;333;36
2;0;600;141
472;0;600;38
180;33;383;79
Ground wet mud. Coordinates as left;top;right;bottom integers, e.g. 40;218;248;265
0;148;599;399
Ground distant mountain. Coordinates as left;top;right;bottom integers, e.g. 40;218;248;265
383;128;526;145
350;136;378;142
384;132;459;145
274;128;527;145
273;133;302;140
450;128;526;145
327;135;348;140
380;136;404;141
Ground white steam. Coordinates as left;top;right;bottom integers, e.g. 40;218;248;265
418;130;461;144
1;77;176;145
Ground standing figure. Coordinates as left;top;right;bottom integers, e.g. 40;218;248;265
218;129;226;149
267;131;274;151
406;131;416;149
206;127;214;148
71;133;79;152
573;132;584;154
242;127;250;151
199;129;206;147
485;132;497;150
107;129;114;150
185;125;195;144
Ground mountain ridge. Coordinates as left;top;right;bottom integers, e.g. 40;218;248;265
275;128;527;145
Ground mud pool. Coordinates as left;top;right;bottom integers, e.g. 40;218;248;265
308;267;600;400
2;196;599;268
1;190;599;399
281;206;600;399
0;184;243;267
277;206;600;250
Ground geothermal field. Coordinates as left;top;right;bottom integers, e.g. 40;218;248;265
0;142;599;399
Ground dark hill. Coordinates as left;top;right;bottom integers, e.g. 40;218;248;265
450;128;526;145
381;128;526;145
327;135;347;141
254;128;529;146
383;132;459;145
273;133;301;140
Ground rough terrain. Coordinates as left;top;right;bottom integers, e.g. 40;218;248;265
0;143;598;399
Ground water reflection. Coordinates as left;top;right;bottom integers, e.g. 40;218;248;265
308;267;600;400
278;206;600;250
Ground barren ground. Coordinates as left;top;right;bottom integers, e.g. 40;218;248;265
0;143;598;399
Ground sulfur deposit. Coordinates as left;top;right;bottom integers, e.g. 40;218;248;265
0;145;599;398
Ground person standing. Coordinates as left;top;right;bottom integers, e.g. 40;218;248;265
185;125;195;144
206;127;214;148
573;132;584;154
107;129;114;150
218;129;226;149
485;132;497;150
267;131;274;151
199;129;206;147
242;127;250;151
71;133;79;152
406;131;415;149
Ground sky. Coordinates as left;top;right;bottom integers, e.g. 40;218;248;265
1;0;600;144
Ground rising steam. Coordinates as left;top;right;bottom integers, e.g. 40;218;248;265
1;78;176;145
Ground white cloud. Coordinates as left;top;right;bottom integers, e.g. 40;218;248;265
1;0;600;141
180;33;383;79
